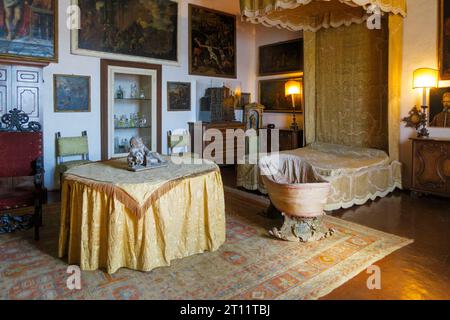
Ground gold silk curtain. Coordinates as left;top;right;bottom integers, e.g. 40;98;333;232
315;21;389;151
304;31;317;145
387;14;403;161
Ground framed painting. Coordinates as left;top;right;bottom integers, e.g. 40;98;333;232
54;75;91;113
429;87;450;127
189;4;236;78
0;0;58;64
237;92;251;109
259;77;303;113
259;39;303;76
71;0;179;65
439;0;450;80
167;81;191;111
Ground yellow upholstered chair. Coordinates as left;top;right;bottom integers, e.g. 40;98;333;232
55;131;92;187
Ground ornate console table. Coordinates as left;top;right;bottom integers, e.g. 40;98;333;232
411;137;450;198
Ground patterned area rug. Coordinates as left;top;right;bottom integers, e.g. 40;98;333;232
0;207;412;300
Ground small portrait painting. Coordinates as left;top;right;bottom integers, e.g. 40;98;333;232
237;92;251;109
54;75;91;113
167;82;191;111
430;87;450;127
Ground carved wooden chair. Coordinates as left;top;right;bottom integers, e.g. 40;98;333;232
0;109;46;240
55;131;92;188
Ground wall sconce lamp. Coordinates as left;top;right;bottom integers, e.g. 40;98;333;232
285;80;302;131
412;68;438;137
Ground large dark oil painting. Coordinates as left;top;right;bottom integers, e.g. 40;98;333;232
259;39;303;76
440;0;450;80
73;0;178;63
0;0;57;63
259;77;303;113
189;4;236;78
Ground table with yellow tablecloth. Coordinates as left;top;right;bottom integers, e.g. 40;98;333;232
58;156;226;274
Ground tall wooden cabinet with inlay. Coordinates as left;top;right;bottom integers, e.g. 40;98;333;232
411;138;450;197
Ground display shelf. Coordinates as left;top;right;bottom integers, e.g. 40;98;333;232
115;98;152;102
109;70;155;158
101;60;161;160
114;126;152;130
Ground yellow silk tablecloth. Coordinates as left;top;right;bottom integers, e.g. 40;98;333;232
58;156;226;274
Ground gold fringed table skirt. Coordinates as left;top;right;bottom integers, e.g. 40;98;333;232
58;158;226;274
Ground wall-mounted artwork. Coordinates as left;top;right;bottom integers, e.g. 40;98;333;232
237;92;251;109
72;0;178;65
439;0;450;80
0;0;57;63
259;77;303;113
259;39;303;76
167;82;191;111
429;87;450;127
189;4;236;78
54;75;91;113
244;103;264;131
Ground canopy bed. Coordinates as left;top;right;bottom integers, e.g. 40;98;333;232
58;156;225;274
238;0;406;210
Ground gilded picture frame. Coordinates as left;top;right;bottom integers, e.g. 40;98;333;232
0;0;58;64
429;87;450;127
71;0;180;66
259;77;303;114
259;39;303;76
167;81;191;112
439;0;450;80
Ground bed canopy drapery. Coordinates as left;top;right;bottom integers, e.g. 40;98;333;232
240;0;406;31
240;0;406;161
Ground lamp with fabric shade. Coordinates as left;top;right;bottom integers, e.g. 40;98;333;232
413;68;438;106
285;80;302;96
412;68;438;138
285;80;302;131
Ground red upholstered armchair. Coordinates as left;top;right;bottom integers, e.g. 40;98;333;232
0;109;46;240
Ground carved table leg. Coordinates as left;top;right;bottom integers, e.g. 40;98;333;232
269;213;335;242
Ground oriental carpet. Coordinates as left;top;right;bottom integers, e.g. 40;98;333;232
0;204;412;300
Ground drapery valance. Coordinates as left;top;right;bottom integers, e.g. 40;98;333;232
240;0;406;31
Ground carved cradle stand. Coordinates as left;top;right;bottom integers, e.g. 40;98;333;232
260;156;334;242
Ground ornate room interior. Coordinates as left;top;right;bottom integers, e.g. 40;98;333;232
0;0;449;302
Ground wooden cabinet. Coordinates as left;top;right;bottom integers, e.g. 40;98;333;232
188;122;246;164
264;128;303;152
411;138;450;197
